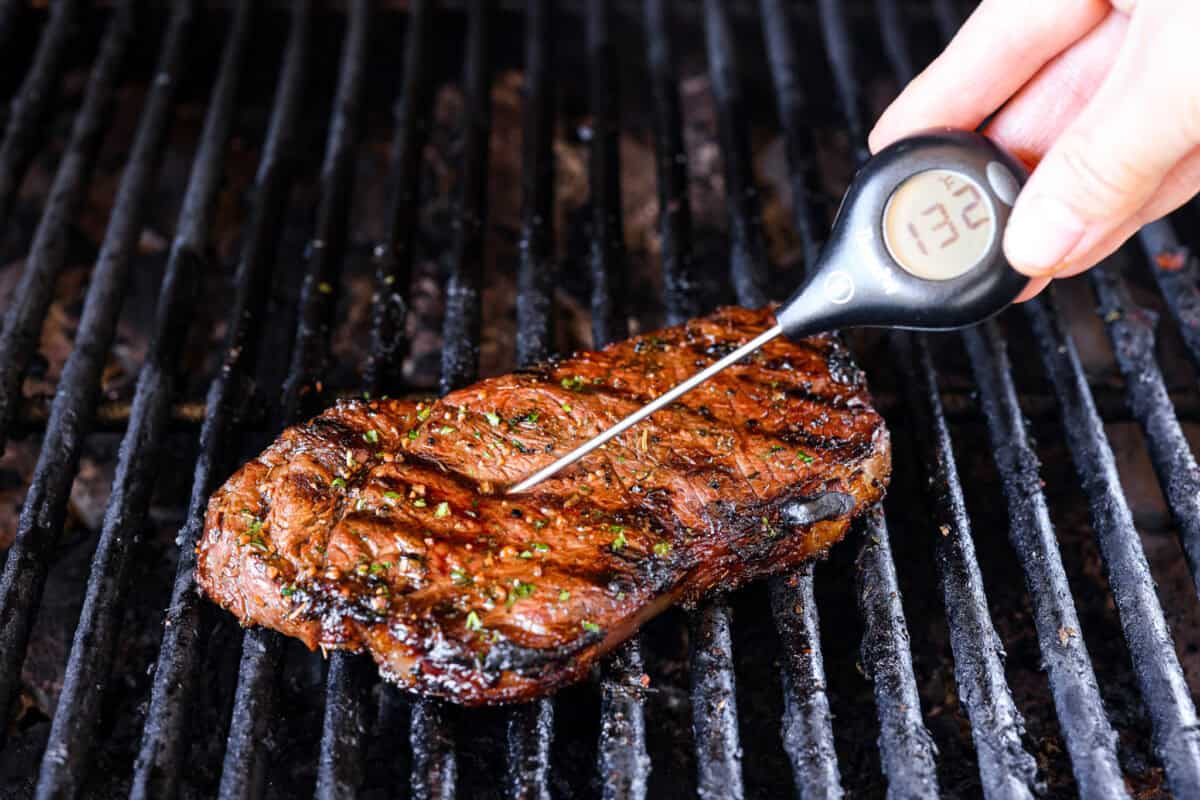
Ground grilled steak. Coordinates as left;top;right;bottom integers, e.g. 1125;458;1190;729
198;306;890;704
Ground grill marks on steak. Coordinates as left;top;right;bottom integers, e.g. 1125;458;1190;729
197;306;891;704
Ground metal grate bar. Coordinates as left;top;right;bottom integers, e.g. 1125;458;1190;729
815;0;869;165
963;323;1129;799
0;0;78;233
26;4;196;795
0;0;135;738
212;3;314;797
815;2;939;793
755;3;842;793
702;0;768;310
585;0;628;347
895;332;1040;800
1025;290;1200;797
1089;262;1200;599
411;4;493;798
598;640;651;800
0;0;129;454
506;700;555;800
767;568;841;799
583;4;649;798
365;0;434;394
514;0;556;367
278;2;373;798
1135;220;1200;372
874;9;1038;797
438;0;491;396
645;0;703;325
127;6;254;797
758;0;824;271
506;2;557;796
687;599;743;800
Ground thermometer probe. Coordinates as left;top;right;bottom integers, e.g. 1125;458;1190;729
509;130;1030;495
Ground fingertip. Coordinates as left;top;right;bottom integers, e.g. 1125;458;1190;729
1013;276;1052;303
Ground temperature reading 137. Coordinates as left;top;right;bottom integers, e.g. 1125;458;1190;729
882;168;996;281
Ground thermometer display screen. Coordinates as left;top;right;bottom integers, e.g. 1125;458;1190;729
882;169;994;281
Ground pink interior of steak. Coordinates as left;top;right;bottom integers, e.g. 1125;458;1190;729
197;306;890;704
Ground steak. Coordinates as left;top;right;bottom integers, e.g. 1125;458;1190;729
197;306;890;705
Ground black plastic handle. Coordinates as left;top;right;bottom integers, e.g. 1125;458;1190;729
776;129;1030;340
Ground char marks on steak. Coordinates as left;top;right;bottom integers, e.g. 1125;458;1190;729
197;306;890;704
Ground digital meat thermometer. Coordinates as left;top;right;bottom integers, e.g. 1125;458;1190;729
509;130;1029;495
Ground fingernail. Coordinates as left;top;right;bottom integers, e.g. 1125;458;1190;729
1003;193;1087;276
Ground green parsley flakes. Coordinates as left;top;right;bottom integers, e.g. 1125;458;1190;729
484;411;501;426
465;610;482;631
330;477;346;489
417;406;432;421
407;429;419;440
610;530;628;552
280;584;297;597
581;620;601;634
412;498;427;508
653;541;672;557
558;590;570;602
383;491;401;501
560;375;586;391
561;402;572;413
363;429;380;444
355;498;366;511
438;425;455;435
506;581;537;609
796;450;815;464
434;502;450;518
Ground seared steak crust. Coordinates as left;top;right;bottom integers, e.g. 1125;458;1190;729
198;306;890;704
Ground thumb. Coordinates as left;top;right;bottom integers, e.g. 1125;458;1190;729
1002;5;1200;277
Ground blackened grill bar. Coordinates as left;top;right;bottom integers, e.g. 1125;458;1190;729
0;4;1197;799
214;3;314;796
873;7;1040;798
814;2;940;794
0;0;135;743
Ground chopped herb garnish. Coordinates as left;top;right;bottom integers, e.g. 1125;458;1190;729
796;450;814;464
531;542;549;552
417;406;432;421
561;402;572;413
412;498;427;508
607;524;625;533
280;585;297;597
465;610;482;631
485;411;501;426
767;445;785;456
407;429;419;440
532;519;547;530
451;569;472;586
363;429;380;444
610;530;628;552
438;425;455;435
330;477;346;489
581;620;601;634
519;550;533;559
355;498;366;511
369;562;390;574
247;518;263;535
558;590;570;602
506;581;537;609
317;281;333;294
523;411;539;424
653;541;672;557
561;375;586;391
384;491;401;501
434;502;450;518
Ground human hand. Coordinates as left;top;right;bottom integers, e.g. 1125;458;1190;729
869;0;1200;301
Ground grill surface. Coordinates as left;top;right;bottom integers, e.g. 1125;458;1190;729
1;2;1199;799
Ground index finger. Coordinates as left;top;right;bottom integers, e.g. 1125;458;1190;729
869;0;1110;153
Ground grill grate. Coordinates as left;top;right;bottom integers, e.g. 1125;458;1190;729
0;2;1198;798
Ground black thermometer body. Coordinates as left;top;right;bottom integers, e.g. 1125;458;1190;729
507;131;1031;494
776;129;1030;340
